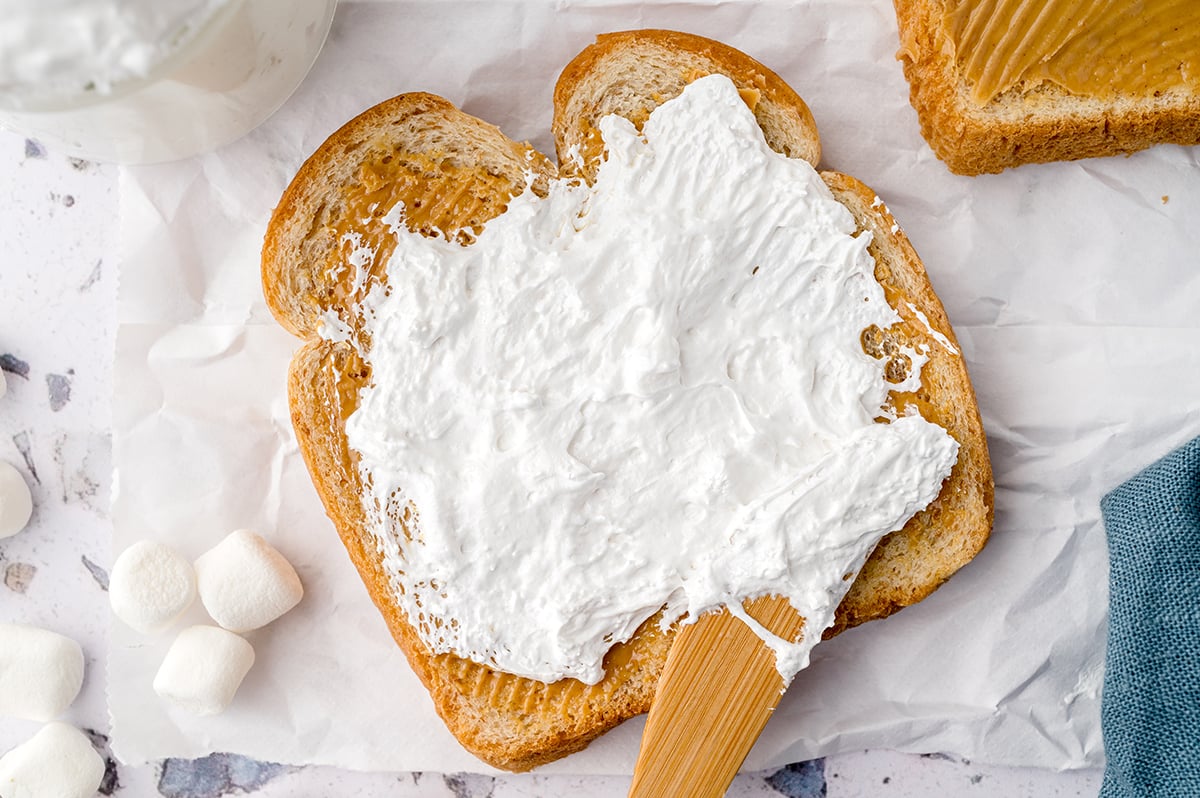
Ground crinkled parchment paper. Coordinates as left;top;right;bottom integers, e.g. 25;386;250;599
110;0;1200;775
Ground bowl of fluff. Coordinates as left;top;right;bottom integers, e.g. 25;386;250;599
0;0;337;163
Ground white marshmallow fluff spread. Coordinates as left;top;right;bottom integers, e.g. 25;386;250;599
0;0;231;106
338;75;959;685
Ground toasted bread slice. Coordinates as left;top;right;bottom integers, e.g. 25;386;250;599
893;0;1200;175
263;29;993;771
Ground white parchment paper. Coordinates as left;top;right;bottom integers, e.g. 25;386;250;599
110;0;1200;775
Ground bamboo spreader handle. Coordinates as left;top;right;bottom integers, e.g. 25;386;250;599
627;595;805;798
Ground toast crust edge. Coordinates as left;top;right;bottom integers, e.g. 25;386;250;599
553;29;821;177
893;0;1200;175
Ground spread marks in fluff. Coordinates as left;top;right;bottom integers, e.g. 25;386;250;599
338;75;959;685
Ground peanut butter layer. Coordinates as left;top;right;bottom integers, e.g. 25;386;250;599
326;151;521;312
566;69;766;181
437;615;670;714
945;0;1200;104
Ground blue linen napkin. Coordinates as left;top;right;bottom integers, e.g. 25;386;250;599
1099;436;1200;798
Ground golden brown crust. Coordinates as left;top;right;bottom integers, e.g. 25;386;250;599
263;92;553;338
553;29;820;179
893;0;1200;175
266;29;993;771
819;171;993;633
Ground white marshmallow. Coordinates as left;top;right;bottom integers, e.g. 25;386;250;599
108;540;196;634
153;625;255;716
0;369;7;399
0;461;33;539
0;624;85;722
0;722;105;798
194;529;303;632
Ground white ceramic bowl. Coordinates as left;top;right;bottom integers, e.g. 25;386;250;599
0;0;337;163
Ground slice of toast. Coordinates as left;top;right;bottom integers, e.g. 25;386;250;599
893;0;1200;175
262;29;993;772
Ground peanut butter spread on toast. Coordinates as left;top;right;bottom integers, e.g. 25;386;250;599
945;0;1200;103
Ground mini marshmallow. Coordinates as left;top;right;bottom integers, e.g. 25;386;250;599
194;529;303;632
153;625;255;716
0;624;85;722
0;369;7;399
109;540;196;634
0;461;33;539
0;722;105;798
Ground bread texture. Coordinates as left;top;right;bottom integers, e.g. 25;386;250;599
893;0;1200;175
263;29;993;771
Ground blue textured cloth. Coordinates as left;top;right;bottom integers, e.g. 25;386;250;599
1099;436;1200;798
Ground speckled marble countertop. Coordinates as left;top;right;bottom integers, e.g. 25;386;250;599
0;131;1105;797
